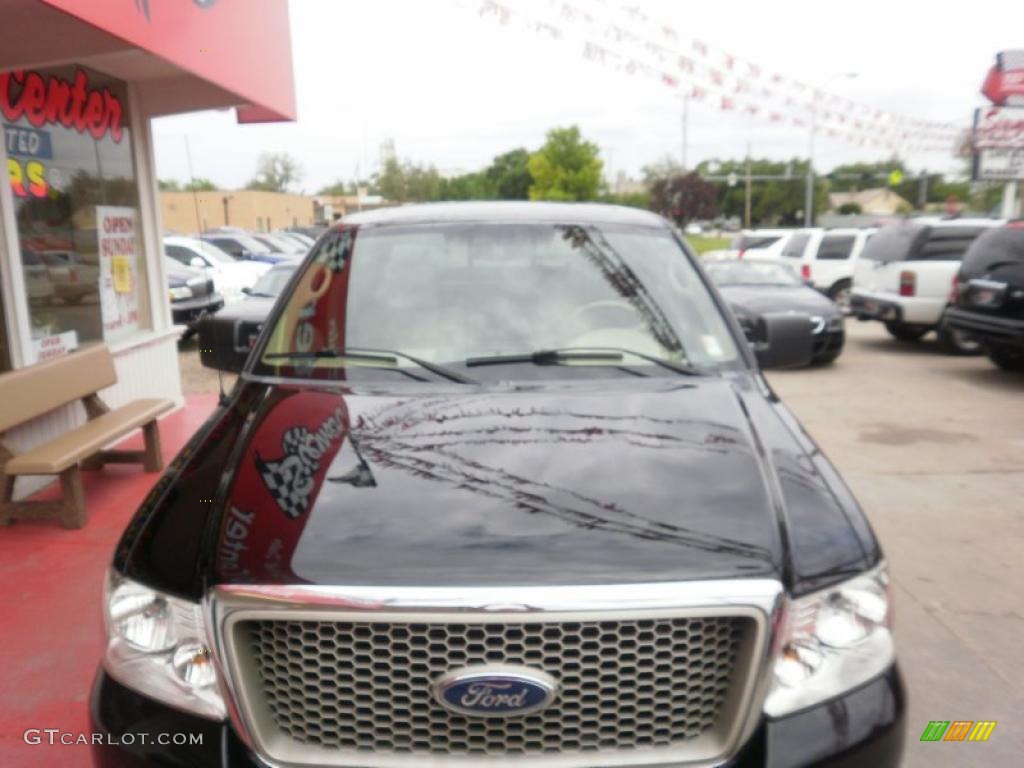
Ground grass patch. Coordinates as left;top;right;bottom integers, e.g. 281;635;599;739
685;235;731;254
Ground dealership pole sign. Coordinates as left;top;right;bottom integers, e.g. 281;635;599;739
973;51;1024;181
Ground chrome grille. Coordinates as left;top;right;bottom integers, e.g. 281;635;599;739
239;615;750;758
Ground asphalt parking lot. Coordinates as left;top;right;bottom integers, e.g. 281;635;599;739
768;321;1024;765
178;321;1024;764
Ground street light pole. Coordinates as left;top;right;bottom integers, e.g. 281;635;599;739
804;73;857;227
804;91;818;227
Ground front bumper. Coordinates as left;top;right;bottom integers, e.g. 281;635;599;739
171;295;225;329
945;307;1024;348
850;291;943;327
89;665;905;768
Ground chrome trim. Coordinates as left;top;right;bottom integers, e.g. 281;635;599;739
206;579;784;768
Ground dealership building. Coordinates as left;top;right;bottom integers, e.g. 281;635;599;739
0;0;295;492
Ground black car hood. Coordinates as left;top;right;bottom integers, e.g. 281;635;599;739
718;285;838;317
119;375;878;596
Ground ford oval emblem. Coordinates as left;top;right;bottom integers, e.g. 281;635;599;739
433;664;558;718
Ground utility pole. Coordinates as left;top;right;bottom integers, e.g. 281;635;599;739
1001;181;1019;219
804;89;818;227
681;93;689;171
744;145;753;228
184;135;202;233
917;170;928;210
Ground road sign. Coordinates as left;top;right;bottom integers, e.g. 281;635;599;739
972;106;1024;180
981;50;1024;106
888;169;903;186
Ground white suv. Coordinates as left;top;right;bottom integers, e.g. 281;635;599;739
704;229;793;261
780;228;875;310
850;218;1004;353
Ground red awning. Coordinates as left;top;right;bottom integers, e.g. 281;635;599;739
35;0;296;123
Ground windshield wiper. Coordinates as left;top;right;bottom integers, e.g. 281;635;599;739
465;347;703;376
263;347;477;384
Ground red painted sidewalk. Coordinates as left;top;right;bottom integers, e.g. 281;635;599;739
0;396;217;767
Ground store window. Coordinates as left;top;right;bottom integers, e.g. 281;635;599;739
3;65;147;359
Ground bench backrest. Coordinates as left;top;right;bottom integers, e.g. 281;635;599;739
0;344;117;433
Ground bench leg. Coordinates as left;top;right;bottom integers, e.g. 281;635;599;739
0;473;14;526
143;421;163;473
81;453;104;471
59;467;86;529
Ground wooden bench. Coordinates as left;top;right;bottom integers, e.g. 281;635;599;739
0;344;173;529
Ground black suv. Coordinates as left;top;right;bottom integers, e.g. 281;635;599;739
948;222;1024;371
92;203;904;768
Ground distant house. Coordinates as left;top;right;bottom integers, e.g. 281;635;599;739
828;188;912;215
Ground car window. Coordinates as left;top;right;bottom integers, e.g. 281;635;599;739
816;235;856;260
166;245;199;266
913;227;989;262
194;240;238;264
256;222;742;380
961;225;1024;273
251;266;297;296
859;224;921;262
208;238;244;257
782;233;809;259
705;261;802;286
735;234;782;250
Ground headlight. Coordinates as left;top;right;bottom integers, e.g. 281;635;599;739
169;286;193;301
763;564;893;718
102;570;226;720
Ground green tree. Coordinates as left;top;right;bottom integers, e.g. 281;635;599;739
485;148;531;199
373;155;442;202
528;126;603;201
641;156;684;186
246;152;303;192
438;172;493;201
184;177;217;191
158;178;180;191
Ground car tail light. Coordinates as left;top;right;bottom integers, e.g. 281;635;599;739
949;274;960;305
801;264;811;281
899;271;916;297
738;249;746;260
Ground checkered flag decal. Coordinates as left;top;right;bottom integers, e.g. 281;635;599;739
318;231;353;273
255;428;317;519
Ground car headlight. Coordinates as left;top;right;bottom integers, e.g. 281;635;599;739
169;286;193;301
763;564;893;718
102;570;226;720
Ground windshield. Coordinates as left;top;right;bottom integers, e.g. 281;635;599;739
251;265;298;296
255;233;303;254
733;234;782;251
254;222;741;381
212;233;273;254
192;239;238;264
705;261;802;287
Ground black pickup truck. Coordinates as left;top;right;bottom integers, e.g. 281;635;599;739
92;203;904;768
947;222;1024;371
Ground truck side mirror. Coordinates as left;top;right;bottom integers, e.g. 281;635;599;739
753;312;815;369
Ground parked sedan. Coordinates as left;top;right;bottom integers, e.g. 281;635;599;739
164;235;269;304
201;231;294;264
166;258;224;339
705;259;845;364
251;232;308;256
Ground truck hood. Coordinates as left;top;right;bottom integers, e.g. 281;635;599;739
120;374;878;597
207;376;790;588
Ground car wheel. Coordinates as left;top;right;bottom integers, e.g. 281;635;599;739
936;312;983;355
828;281;852;313
884;322;929;342
987;345;1024;372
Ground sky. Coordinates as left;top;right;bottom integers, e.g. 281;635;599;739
151;0;1024;193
